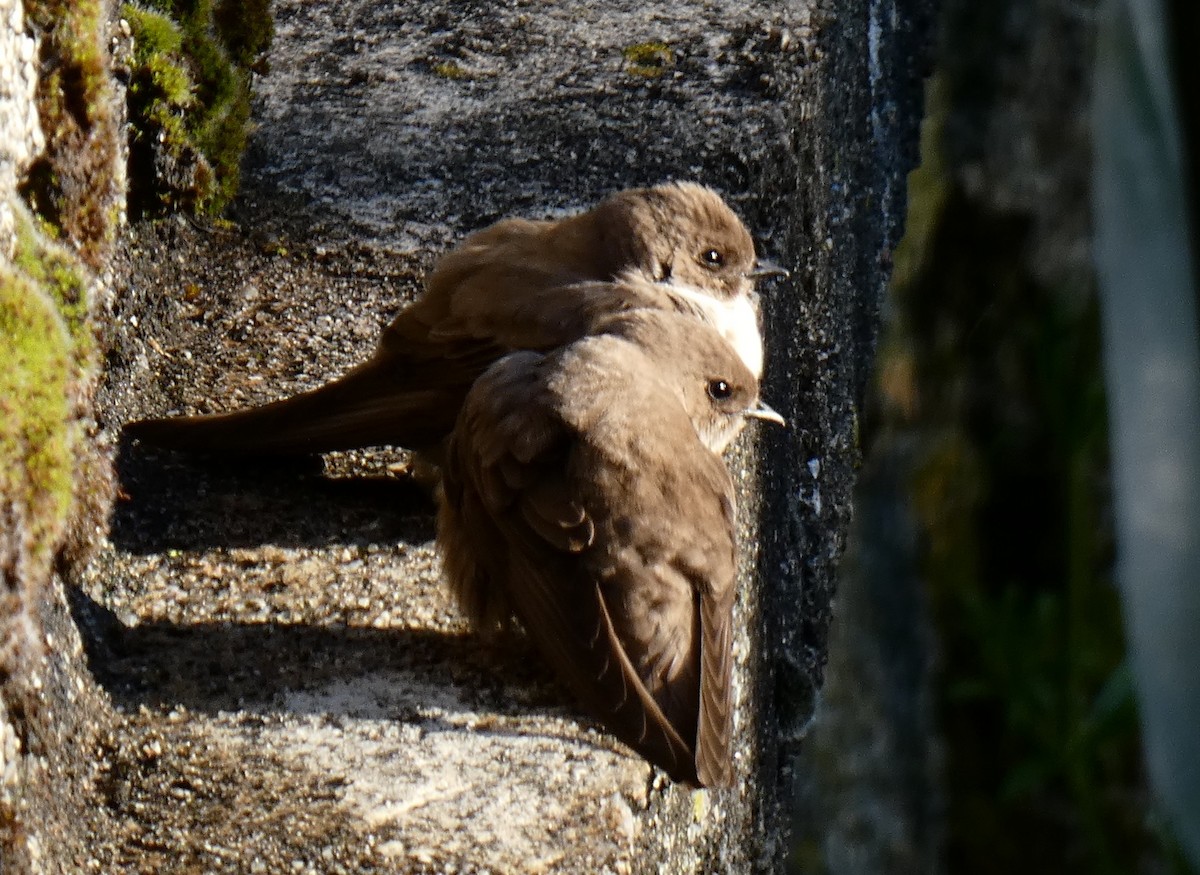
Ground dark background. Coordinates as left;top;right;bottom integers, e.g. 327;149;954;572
792;0;1199;872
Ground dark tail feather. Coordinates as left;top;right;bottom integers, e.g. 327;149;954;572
126;356;464;456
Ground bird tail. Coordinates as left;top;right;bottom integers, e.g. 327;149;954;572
125;355;463;456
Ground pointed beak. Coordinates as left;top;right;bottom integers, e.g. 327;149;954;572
746;259;790;280
746;401;786;427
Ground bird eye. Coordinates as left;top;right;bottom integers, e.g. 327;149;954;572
700;248;725;268
707;379;733;400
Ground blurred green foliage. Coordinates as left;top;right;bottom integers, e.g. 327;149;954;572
877;78;1196;874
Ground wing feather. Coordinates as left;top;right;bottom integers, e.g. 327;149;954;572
439;343;739;786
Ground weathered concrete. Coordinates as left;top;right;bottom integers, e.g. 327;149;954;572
0;0;125;872
4;0;932;870
0;0;40;256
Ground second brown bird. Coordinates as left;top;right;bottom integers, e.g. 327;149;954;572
439;308;783;787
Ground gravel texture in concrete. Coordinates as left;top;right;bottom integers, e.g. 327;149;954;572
57;0;933;870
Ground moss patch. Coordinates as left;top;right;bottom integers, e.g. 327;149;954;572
121;0;273;216
0;198;96;590
20;0;123;269
0;203;93;565
11;210;91;355
622;42;674;78
0;216;102;868
0;268;74;571
431;59;470;80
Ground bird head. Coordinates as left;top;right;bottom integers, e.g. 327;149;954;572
587;182;787;302
595;307;784;453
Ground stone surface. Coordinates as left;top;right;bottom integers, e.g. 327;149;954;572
3;0;932;870
0;2;121;872
0;0;41;256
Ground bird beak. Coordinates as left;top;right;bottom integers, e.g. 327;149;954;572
746;259;790;280
746;401;786;426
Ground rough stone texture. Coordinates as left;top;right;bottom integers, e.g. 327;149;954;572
0;1;123;873
0;0;41;256
2;0;932;871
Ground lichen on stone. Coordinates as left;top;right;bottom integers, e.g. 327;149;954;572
431;59;469;80
622;42;675;78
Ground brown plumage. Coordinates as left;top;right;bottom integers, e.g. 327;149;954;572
437;308;782;787
126;182;785;457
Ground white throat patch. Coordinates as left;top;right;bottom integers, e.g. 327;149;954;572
668;284;764;380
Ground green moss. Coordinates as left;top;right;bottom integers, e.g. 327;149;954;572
20;0;270;239
124;8;195;129
11;208;90;349
622;42;674;78
121;0;273;215
431;60;469;80
128;3;184;55
21;0;123;268
0;198;96;604
0;265;75;554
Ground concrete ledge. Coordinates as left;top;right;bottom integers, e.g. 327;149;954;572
3;0;933;870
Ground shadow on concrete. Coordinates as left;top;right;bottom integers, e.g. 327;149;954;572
68;586;562;720
110;434;437;553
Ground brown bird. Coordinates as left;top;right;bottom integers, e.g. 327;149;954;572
438;308;784;787
126;182;786;457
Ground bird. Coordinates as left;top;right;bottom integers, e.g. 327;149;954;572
437;307;784;787
125;182;787;458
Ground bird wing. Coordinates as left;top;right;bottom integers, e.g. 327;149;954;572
440;350;738;786
694;520;736;789
580;456;738;789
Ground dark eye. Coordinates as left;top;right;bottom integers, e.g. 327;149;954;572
707;379;733;400
701;248;725;268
